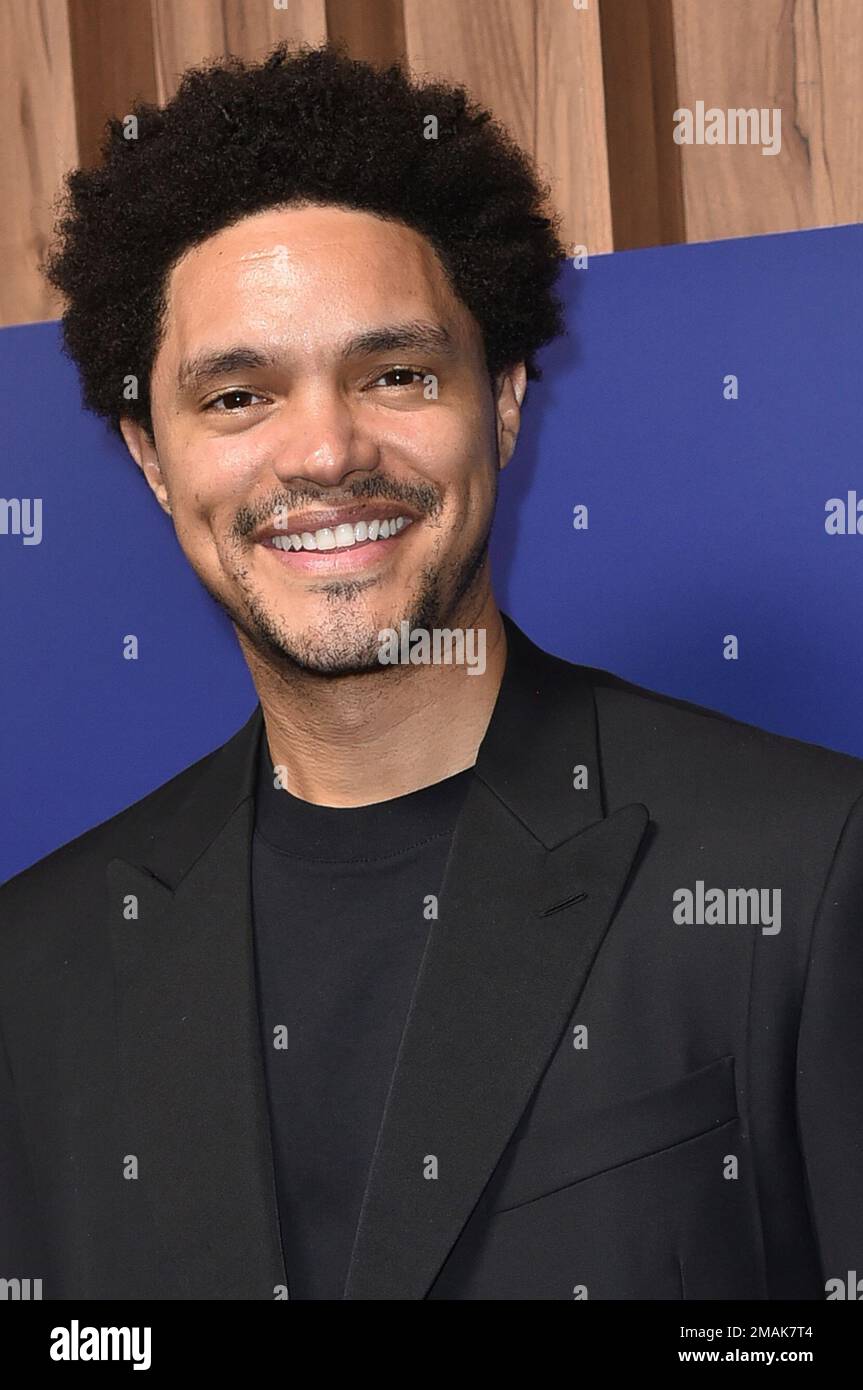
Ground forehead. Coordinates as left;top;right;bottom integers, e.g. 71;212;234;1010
158;204;473;365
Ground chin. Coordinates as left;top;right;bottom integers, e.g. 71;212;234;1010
250;611;396;678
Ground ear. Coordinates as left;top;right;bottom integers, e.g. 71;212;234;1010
119;417;172;515
494;362;527;471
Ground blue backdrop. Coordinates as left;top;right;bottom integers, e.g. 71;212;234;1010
2;222;861;882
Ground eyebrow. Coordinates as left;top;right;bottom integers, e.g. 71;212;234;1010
176;320;457;394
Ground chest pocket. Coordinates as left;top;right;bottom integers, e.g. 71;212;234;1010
488;1053;738;1213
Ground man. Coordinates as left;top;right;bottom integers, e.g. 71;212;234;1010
2;42;862;1302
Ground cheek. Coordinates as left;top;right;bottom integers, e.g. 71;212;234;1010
169;488;217;553
165;478;233;570
449;436;498;514
167;438;267;526
407;411;495;495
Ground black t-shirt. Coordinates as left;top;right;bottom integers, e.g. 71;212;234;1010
251;732;473;1300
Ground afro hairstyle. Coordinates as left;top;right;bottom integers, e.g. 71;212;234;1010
45;40;569;438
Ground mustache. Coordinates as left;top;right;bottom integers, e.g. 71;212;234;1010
231;475;443;541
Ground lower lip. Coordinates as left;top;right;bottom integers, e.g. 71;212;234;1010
259;525;412;572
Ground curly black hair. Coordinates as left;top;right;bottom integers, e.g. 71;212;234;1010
45;40;569;438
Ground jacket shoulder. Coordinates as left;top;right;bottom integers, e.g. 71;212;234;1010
577;659;863;801
0;726;242;909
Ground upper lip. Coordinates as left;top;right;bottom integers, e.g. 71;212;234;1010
255;504;419;542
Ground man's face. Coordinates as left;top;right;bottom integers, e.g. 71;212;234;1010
122;204;524;675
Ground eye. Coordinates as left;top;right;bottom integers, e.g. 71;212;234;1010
369;367;427;389
205;389;268;413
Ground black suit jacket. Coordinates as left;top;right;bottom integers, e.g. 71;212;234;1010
3;613;863;1300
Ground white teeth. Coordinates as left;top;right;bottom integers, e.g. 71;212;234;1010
270;515;412;553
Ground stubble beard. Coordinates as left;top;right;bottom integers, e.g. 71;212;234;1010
201;521;494;680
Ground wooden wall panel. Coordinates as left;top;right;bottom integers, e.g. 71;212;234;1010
325;0;405;67
599;0;684;250
152;0;327;105
68;0;158;170
0;0;77;325
401;1;612;254
403;0;536;165
1;0;861;329
671;0;863;244
798;0;863;230
535;0;613;255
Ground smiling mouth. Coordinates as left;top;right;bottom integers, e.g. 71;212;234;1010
264;514;414;555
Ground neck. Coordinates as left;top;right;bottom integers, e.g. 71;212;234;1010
238;596;507;806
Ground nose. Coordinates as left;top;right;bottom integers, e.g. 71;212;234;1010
270;384;378;489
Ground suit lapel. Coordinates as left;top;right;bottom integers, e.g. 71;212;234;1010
107;708;286;1299
343;616;650;1298
106;615;651;1301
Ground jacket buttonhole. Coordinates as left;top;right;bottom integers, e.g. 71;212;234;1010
539;891;589;917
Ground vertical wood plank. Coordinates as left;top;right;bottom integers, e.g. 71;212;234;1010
799;0;863;229
151;0;327;103
598;0;685;250
403;0;536;167
536;0;613;254
0;0;78;324
325;0;406;66
67;0;158;168
670;0;863;243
